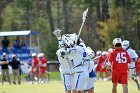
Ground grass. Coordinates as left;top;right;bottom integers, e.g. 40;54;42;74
0;72;139;93
0;80;139;93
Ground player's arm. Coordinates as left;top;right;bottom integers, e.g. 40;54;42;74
131;50;138;62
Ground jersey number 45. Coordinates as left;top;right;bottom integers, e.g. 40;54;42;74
116;52;127;63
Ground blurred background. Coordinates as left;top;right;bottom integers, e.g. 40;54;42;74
0;0;140;60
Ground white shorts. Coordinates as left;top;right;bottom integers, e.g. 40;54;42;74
61;74;75;90
74;71;88;91
84;78;95;90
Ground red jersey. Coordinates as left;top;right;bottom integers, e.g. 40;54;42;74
108;48;131;73
31;57;39;68
95;55;107;72
38;57;47;69
135;57;140;72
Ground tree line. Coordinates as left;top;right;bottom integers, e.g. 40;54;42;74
0;0;140;60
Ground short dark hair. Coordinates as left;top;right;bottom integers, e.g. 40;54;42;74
115;43;122;47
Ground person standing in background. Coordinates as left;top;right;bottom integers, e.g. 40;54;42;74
0;52;11;85
9;54;21;85
1;36;10;52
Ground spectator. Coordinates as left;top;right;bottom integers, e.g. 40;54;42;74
1;36;10;52
9;54;21;84
21;42;27;50
0;52;11;85
13;36;21;49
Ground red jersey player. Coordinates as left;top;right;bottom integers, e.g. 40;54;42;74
108;38;131;93
38;53;47;83
136;57;140;77
29;53;39;84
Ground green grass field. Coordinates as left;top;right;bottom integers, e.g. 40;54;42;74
0;80;139;93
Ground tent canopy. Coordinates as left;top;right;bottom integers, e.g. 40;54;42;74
0;30;39;37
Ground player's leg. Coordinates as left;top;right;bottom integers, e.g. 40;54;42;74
6;69;11;85
29;71;34;84
130;68;140;90
16;69;21;84
1;70;5;85
122;84;128;93
12;69;16;84
112;83;117;93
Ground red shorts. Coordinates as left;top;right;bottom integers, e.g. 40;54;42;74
100;68;107;72
30;67;39;74
112;72;128;84
39;68;46;74
95;65;107;72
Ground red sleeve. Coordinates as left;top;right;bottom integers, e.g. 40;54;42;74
107;52;113;63
43;58;47;63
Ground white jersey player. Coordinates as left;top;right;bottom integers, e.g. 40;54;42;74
56;47;75;93
84;47;96;93
122;40;140;90
53;29;75;93
63;34;89;93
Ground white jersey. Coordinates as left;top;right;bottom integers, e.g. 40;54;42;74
56;48;73;74
67;42;88;73
126;47;138;68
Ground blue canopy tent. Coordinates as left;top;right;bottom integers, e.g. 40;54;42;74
0;30;40;61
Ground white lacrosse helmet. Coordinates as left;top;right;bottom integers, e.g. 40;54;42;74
62;33;77;47
122;40;129;49
113;38;122;45
32;53;37;57
69;33;78;44
108;48;113;53
102;51;108;56
96;51;102;56
87;46;95;57
38;53;44;57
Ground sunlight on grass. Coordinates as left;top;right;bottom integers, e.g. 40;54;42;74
0;80;139;93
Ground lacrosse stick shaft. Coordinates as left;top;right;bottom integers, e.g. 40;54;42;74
77;19;86;38
77;8;88;42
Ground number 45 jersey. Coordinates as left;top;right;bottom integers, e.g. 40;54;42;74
108;48;131;73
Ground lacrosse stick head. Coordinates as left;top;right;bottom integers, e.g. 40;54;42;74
53;28;62;40
82;8;88;22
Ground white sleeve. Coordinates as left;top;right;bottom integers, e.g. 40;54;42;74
56;49;61;57
129;49;138;59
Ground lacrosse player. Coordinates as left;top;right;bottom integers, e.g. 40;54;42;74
136;56;140;80
122;40;140;90
108;38;131;93
62;33;89;93
29;53;39;84
38;53;47;83
84;47;96;93
54;29;75;93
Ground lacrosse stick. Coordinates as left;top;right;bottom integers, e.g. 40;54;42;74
53;28;62;40
77;8;88;42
